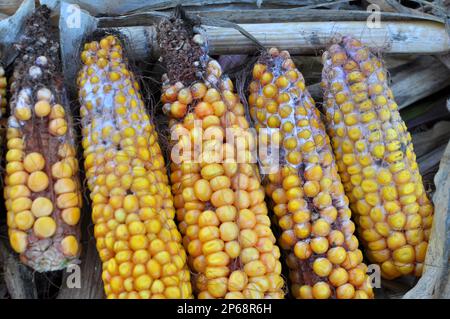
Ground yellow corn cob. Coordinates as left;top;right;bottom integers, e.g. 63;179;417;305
0;64;6;116
249;48;373;299
158;17;285;299
321;36;433;279
3;7;82;271
77;35;192;299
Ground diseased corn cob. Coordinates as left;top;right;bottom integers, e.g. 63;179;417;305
3;6;81;272
321;36;433;279
77;34;192;299
0;64;6;116
158;16;285;299
248;48;373;299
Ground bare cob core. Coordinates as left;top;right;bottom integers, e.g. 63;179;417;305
248;48;373;299
4;6;82;272
158;16;285;299
321;37;433;279
77;35;192;299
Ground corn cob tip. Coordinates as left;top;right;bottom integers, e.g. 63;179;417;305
157;16;205;87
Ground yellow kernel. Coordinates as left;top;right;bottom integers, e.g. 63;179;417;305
31;197;53;217
9;230;28;253
312;282;331;299
372;144;385;159
49;118;68;136
15;107;32;121
263;84;277;98
27;171;49;192
33;216;57;238
23;153;45;172
61;236;79;256
313;258;333;277
34;101;51;117
14;211;35;231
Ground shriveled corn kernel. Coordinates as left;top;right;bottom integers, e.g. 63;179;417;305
52;161;73;178
49;118;68;136
23;152;45;172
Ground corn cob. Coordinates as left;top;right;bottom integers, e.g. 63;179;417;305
321;36;433;279
0;64;6;116
77;34;192;299
248;48;373;299
158;16;285;299
3;7;81;272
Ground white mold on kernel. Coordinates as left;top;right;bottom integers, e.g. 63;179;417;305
8;116;20;128
18;88;32;104
29;66;42;79
37;87;53;102
36;56;48;67
162;103;172;115
193;34;205;46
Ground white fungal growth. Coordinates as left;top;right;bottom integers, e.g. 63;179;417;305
193;34;204;46
162;103;171;115
8;116;20;128
37;87;53;102
36;56;48;67
174;82;184;91
206;74;218;86
18;88;32;104
16;99;31;111
207;60;222;78
29;66;42;79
